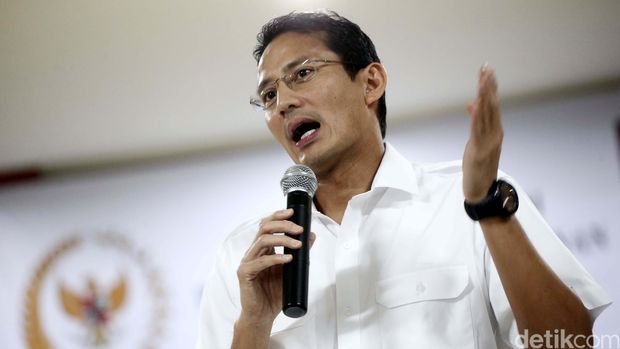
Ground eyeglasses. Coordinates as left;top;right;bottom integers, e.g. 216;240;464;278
250;59;349;112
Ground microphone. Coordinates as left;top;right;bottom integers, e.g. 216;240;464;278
280;164;318;318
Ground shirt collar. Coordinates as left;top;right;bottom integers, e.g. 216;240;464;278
370;142;420;195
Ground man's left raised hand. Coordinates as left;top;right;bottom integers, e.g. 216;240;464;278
463;65;503;203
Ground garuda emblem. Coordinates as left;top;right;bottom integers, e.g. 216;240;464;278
59;275;127;345
24;235;165;349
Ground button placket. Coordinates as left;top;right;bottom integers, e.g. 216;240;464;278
334;199;364;349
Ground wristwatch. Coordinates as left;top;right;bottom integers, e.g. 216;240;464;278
464;179;519;221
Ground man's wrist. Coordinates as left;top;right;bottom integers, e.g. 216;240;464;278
232;314;273;349
236;313;273;332
464;179;519;221
479;214;516;227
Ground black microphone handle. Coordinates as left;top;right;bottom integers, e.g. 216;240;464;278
282;190;311;318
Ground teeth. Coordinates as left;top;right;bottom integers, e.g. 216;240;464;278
300;128;316;141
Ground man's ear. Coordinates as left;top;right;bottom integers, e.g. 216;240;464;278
363;62;387;106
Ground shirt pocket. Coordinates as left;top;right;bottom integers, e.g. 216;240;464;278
375;265;475;349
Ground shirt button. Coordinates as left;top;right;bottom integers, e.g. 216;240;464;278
345;306;352;316
343;241;352;249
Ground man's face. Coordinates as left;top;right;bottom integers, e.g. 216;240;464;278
257;32;381;175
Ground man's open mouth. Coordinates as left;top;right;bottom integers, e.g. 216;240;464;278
292;121;321;143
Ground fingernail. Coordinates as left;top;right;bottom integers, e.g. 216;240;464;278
293;240;302;247
282;254;292;261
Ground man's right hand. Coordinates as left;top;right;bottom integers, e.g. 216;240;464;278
235;208;316;332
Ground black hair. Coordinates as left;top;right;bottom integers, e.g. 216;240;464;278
254;10;386;138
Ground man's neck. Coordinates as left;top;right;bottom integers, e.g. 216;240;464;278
314;143;385;224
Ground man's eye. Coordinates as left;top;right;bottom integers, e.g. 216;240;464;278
262;90;277;103
295;67;314;81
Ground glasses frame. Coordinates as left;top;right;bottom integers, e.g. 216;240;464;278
250;58;353;112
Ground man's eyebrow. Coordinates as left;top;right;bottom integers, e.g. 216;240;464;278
256;56;311;95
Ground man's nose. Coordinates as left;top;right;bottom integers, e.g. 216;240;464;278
274;83;302;117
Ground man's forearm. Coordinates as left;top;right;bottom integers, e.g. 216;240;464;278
480;216;592;346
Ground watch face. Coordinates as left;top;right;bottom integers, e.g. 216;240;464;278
498;181;518;213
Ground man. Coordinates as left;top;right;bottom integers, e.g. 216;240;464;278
197;11;610;349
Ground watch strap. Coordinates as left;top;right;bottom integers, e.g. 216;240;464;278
464;179;518;221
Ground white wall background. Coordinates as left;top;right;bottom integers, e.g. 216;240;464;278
2;0;619;170
0;89;619;348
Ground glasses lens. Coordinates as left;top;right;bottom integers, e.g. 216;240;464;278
261;89;277;109
250;60;333;112
290;65;317;85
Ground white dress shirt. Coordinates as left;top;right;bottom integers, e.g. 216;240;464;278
196;143;611;349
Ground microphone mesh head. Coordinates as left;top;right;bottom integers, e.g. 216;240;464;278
280;164;318;196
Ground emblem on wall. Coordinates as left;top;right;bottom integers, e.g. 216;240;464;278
23;232;167;348
59;274;127;345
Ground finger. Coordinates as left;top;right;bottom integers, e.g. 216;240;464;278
273;208;294;220
259;209;294;228
238;254;292;281
479;69;496;102
470;64;491;135
246;234;302;260
309;232;317;249
486;72;501;130
245;234;303;260
258;209;295;231
466;101;476;117
467;100;482;139
481;71;501;132
257;220;304;239
477;67;496;131
477;64;488;99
